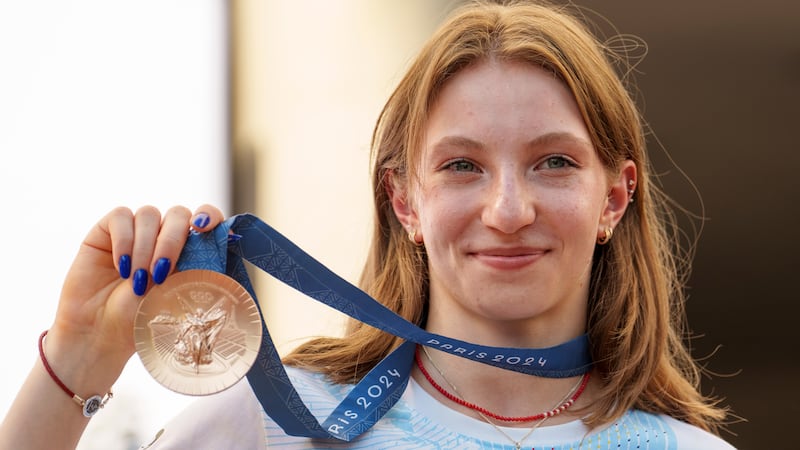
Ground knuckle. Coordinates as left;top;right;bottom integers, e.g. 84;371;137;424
158;232;184;249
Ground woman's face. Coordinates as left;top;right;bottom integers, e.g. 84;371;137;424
394;59;631;344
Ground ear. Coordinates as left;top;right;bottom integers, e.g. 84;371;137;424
599;160;637;232
386;170;421;240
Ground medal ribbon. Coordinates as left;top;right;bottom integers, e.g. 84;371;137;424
176;213;592;441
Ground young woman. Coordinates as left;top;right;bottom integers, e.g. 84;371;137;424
0;1;733;448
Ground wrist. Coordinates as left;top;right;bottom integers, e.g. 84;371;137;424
38;329;122;416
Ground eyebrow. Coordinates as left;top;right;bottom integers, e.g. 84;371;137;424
530;132;594;151
430;132;593;153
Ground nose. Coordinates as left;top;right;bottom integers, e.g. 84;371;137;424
481;171;536;234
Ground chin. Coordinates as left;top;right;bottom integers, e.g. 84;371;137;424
474;304;552;324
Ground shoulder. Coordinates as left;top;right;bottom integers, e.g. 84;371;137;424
283;365;353;408
139;379;266;450
617;410;736;450
658;413;736;450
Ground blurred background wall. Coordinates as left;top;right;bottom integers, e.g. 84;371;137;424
1;1;795;448
229;0;451;354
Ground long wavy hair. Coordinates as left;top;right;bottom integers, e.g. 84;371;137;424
284;0;728;433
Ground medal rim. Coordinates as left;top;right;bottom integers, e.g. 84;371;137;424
134;269;262;396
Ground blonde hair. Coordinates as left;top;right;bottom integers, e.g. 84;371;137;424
284;0;728;434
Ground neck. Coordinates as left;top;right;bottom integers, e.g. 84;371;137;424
411;343;595;428
424;289;588;350
419;290;593;425
424;312;587;354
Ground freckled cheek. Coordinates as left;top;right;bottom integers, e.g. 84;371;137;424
424;203;468;236
417;190;474;244
541;194;599;238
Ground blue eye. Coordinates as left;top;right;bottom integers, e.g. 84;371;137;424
446;159;478;172
539;156;574;170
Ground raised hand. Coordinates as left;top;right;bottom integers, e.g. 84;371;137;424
0;204;224;450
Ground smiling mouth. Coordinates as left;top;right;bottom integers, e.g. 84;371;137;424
470;250;546;270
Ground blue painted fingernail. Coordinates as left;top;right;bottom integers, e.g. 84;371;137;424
133;269;148;296
152;258;171;285
227;233;242;244
192;213;210;228
118;255;131;279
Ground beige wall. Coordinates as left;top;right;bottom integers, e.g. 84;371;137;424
230;1;456;354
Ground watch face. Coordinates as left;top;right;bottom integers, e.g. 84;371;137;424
134;269;263;396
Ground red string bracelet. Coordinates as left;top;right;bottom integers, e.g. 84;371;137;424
38;330;113;418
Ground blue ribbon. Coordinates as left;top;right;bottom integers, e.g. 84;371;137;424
176;213;592;441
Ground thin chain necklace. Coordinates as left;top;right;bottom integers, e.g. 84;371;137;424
417;346;589;450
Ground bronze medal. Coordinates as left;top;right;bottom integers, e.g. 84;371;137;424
134;269;262;395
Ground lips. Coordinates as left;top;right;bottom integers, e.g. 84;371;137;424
469;247;546;270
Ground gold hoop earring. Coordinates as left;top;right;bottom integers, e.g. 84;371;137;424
597;227;613;245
